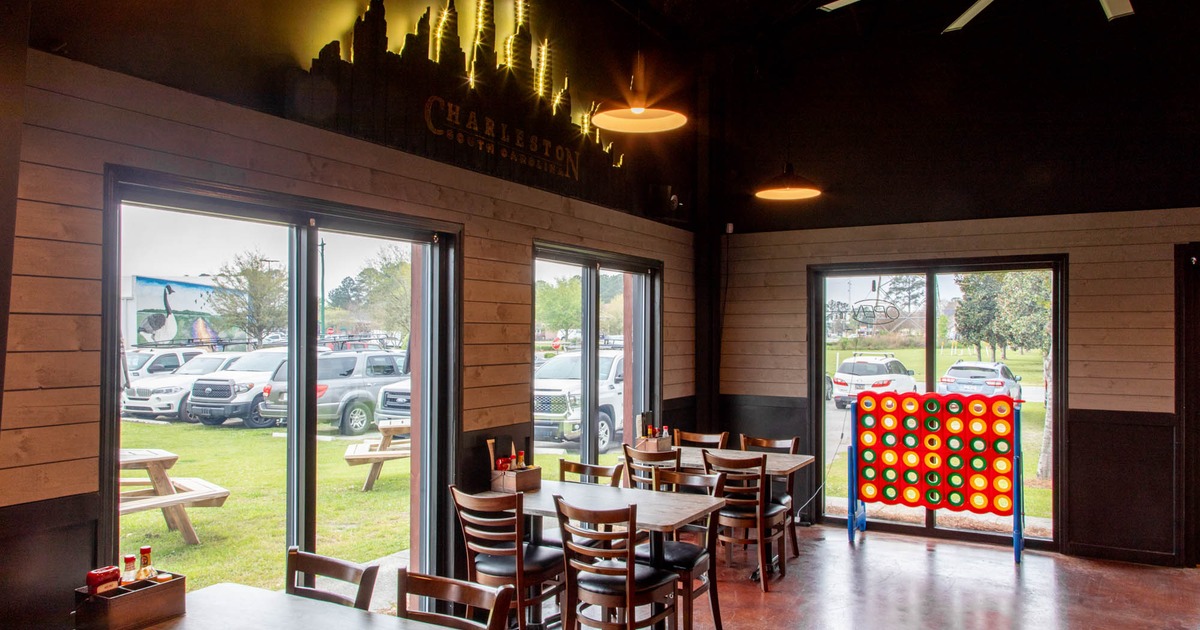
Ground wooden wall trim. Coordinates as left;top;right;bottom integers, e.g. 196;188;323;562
0;2;30;431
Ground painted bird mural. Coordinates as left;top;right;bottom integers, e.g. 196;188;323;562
138;284;178;343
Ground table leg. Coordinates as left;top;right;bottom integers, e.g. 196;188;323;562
362;462;385;491
146;463;201;545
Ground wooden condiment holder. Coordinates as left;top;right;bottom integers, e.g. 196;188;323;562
635;436;672;452
487;439;541;493
74;572;186;630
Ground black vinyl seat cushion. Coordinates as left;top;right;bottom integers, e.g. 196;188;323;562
577;561;677;596
474;543;564;577
632;540;707;570
719;502;788;520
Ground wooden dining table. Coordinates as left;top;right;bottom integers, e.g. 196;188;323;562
143;583;444;629
675;445;816;477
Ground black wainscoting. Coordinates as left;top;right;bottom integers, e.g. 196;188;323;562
0;493;99;628
718;394;817;523
1065;408;1180;565
662;396;697;433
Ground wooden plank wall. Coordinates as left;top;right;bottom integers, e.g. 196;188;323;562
723;210;1200;413
0;50;695;508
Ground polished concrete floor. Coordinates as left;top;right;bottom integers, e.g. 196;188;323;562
687;525;1200;630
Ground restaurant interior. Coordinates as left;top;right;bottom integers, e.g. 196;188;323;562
3;0;1200;628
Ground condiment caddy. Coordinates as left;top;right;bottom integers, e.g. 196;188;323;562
74;545;185;630
488;438;541;492
635;423;672;452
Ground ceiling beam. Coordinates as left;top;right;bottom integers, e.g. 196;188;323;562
818;0;866;12
1099;0;1135;21
942;0;996;33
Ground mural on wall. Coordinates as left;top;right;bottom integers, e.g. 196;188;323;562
132;276;236;347
286;0;633;209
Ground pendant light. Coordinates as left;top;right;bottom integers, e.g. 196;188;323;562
590;51;687;133
755;162;822;201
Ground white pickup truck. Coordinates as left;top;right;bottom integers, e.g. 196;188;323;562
533;350;624;453
186;347;289;429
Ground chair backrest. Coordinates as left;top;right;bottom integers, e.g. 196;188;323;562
560;459;624;487
285;546;380;610
702;450;768;517
396;567;515;630
652;468;726;547
674;430;729;449
740;435;801;494
623;443;681;489
553;495;639;611
449;485;526;581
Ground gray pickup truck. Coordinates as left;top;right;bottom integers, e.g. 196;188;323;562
257;350;408;435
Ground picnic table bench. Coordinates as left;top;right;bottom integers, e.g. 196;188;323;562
119;448;230;545
343;419;412;491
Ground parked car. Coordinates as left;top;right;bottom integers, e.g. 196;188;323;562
122;351;245;421
124;348;207;381
936;360;1022;399
375;376;413;427
831;352;917;409
186;347;290;429
258;350;408;435
533;350;624;453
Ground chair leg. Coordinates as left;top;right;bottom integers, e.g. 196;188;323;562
777;524;788;580
514;586;527;630
788;515;800;559
679;577;693;630
757;523;770;593
707;563;723;630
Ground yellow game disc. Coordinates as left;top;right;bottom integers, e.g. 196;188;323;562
969;400;987;416
862;484;878;499
924;452;942;469
860;431;877;447
992;420;1012;436
993;457;1012;474
882;397;898;412
903;451;920;468
994;476;1012;493
902;397;920;414
903;487;920;503
969;474;988;491
992;400;1011;417
994;495;1012;512
882;414;898;430
924;434;942;451
882;450;898;466
970;493;988;509
861;397;876;411
947;417;964;433
969;419;987;435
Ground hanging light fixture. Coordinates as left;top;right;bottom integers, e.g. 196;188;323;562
755;162;822;201
590;51;687;133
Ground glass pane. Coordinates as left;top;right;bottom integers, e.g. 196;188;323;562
119;203;291;591
534;260;584;479
822;273;927;526
933;270;1053;540
598;269;648;469
312;232;422;611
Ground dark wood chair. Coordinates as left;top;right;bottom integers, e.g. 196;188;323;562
702;450;790;592
560;460;625;486
634;468;726;630
623;443;681;490
396;567;515;630
673;430;729;449
284;546;380;610
740;435;802;560
450;485;564;630
553;495;678;630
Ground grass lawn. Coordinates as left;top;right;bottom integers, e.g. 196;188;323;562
824;346;1046;387
823;402;1053;523
120;421;411;591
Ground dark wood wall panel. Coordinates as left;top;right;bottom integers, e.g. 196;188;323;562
1066;408;1179;564
718;394;817;523
0;493;98;628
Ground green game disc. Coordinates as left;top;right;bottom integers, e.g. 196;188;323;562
926;489;943;504
883;433;898;447
948;491;965;506
924;399;941;413
925;416;942;432
947;436;964;451
863;448;877;463
904;470;919;484
970;437;987;453
970;456;987;471
883;467;899;482
883;485;898;500
903;415;919;431
903;433;918;448
994;438;1011;454
947;400;963;414
948;472;965;487
861;414;877;428
863;466;877;480
925;471;942;486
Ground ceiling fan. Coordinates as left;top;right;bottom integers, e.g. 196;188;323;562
817;0;1135;32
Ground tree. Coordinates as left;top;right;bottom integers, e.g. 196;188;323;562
327;276;367;309
997;270;1054;480
205;250;288;344
884;275;926;312
536;276;583;338
955;273;1005;360
826;299;850;336
357;244;412;338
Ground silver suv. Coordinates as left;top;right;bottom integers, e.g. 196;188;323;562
936;361;1022;399
258;350;408;435
831;352;917;409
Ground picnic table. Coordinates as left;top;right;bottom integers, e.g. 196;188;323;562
119;448;230;545
343;419;412;491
